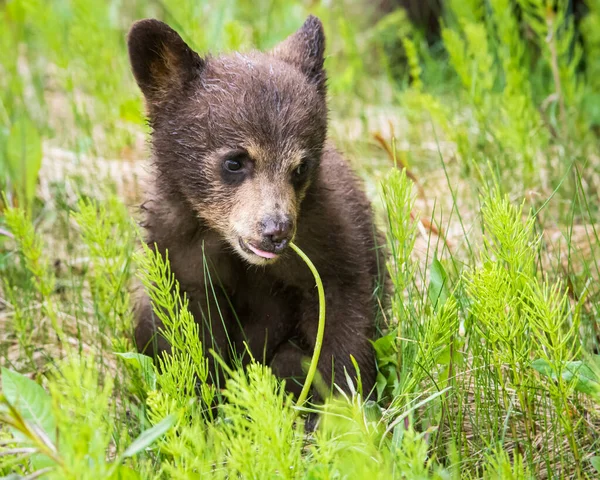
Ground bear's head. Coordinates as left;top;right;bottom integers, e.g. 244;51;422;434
128;17;328;265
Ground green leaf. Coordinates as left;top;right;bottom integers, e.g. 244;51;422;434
372;330;397;359
531;358;553;377
363;400;382;422
6;117;43;209
1;368;56;442
115;352;157;390
391;421;406;450
591;456;600;474
112;466;141;480
429;255;449;311
531;359;600;397
122;413;177;458
376;371;387;400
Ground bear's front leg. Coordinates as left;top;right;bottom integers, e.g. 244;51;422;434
268;282;377;401
270;340;311;398
232;287;301;369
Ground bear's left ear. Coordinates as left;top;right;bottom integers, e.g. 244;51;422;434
127;19;204;109
271;15;326;93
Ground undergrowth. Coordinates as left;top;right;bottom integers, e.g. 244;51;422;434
1;0;600;478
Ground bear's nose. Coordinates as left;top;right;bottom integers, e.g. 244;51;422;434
261;217;293;251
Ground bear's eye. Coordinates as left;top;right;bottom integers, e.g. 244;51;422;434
224;158;243;172
221;150;251;185
294;160;309;178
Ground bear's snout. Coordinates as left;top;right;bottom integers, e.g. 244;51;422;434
260;215;294;253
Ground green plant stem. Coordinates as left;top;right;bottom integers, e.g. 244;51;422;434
289;242;326;409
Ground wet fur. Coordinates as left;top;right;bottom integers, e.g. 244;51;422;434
129;16;385;398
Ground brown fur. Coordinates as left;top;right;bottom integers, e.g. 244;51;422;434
128;16;385;398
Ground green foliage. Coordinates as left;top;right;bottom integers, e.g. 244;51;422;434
2;367;56;444
3;203;64;348
2;118;43;211
398;0;599;197
532;356;600;399
135;244;215;416
3;205;55;300
0;361;177;479
381;168;417;317
6;187;591;477
1;0;600;478
149;361;451;479
482;448;532;479
72;198;135;342
375;173;598;475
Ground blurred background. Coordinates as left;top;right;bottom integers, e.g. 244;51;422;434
1;0;597;211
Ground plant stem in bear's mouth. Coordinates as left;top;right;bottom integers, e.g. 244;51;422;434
289;242;326;410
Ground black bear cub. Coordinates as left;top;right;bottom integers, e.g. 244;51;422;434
128;16;384;398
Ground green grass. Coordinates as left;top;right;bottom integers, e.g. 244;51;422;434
1;0;600;478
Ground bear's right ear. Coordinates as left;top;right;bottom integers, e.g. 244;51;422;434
271;16;326;94
127;19;204;105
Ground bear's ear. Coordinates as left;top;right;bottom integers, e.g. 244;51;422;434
271;15;326;93
127;19;204;105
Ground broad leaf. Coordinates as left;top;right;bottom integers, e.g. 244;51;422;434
363;400;382;423
531;358;600;397
122;414;177;458
372;330;397;359
116;352;157;390
376;371;388;401
1;368;56;442
591;456;600;474
429;256;449;311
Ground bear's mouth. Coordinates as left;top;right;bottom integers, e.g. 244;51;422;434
239;238;279;260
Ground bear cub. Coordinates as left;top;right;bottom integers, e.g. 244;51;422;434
128;16;384;398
